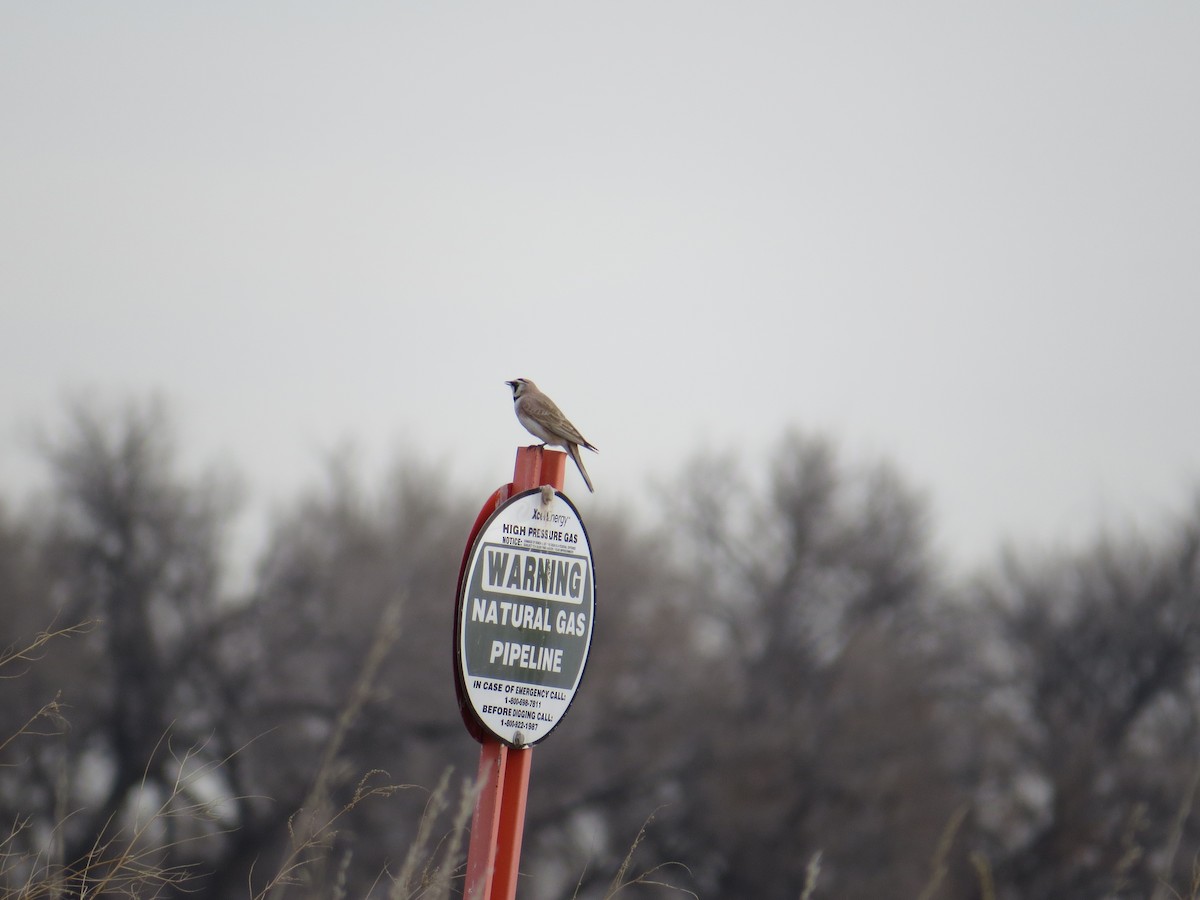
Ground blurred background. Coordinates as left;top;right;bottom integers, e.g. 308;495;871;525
2;4;1199;898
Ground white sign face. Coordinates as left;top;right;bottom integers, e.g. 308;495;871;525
456;488;596;747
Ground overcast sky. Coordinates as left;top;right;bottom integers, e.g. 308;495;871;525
3;4;1198;571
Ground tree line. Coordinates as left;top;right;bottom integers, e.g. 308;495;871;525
1;396;1198;898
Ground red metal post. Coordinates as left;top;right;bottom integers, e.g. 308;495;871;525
489;739;533;897
464;740;508;899
463;446;567;900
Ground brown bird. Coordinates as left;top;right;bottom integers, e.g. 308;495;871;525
505;378;597;492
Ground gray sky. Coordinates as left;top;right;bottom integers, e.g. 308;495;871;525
4;4;1199;571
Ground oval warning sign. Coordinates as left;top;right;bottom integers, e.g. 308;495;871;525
454;488;596;747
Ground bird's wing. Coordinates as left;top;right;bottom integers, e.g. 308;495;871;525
523;394;585;443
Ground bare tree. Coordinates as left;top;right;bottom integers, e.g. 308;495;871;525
0;398;241;893
1;402;482;898
660;432;968;898
970;499;1200;899
200;451;479;897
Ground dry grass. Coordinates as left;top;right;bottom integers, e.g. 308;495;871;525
386;770;480;900
1152;763;1200;900
20;612;1200;900
915;805;969;900
1;727;224;897
798;851;822;900
256;602;412;900
561;808;695;900
0;608;478;900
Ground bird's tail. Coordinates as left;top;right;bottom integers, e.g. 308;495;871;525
568;443;595;493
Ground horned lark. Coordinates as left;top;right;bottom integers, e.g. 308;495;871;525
506;378;597;493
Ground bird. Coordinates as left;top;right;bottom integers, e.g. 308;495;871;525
506;378;597;493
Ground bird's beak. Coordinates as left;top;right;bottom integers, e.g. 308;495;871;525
505;380;516;388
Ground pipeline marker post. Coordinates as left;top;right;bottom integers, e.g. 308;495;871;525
453;446;597;899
